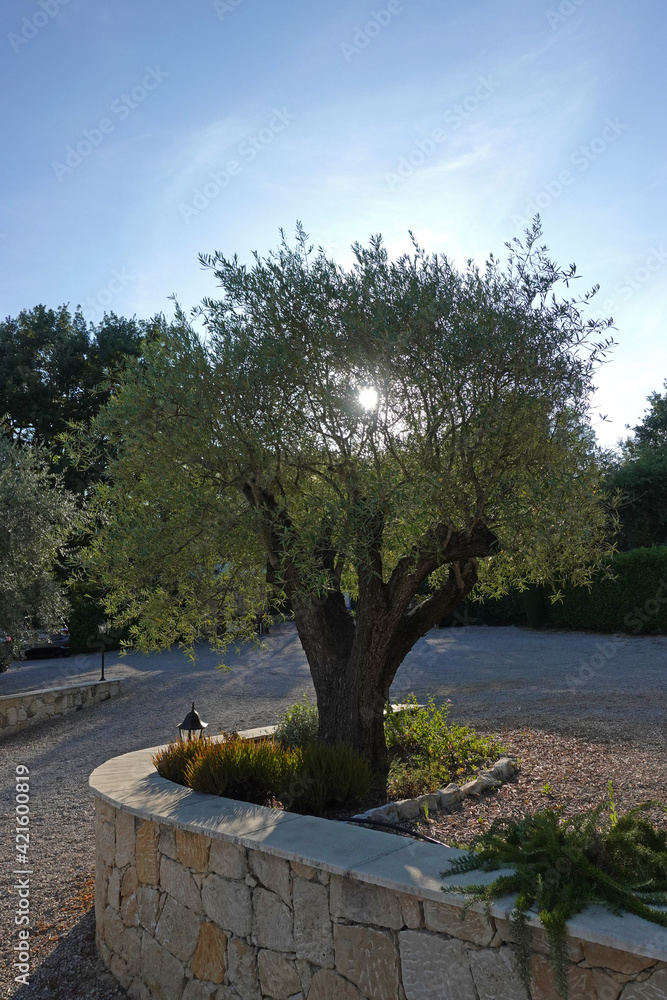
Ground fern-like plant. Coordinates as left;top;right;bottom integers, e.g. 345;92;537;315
440;787;667;1000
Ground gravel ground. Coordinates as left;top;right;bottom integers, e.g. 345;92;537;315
1;623;666;999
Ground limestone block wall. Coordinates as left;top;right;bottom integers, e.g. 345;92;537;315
0;679;121;739
90;749;667;1000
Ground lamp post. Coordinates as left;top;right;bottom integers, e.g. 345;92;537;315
178;702;209;742
98;621;107;681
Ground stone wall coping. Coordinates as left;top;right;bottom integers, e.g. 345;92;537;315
0;679;120;705
90;744;667;963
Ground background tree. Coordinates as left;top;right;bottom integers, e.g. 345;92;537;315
85;223;616;780
0;432;79;670
605;381;667;548
0;304;165;493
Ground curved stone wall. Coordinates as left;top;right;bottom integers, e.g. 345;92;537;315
90;747;667;1000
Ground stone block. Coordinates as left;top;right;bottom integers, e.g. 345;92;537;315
252;887;294;952
495;918;584;962
183;981;220;1000
592;969;622;1000
296;959;313;994
619;968;667;999
582;942;657;976
136;821;160;885
329;874;403;929
161;856;203;912
108;867;121;911
116;810;136;869
95;862;109;926
293;878;334;967
122;926;141;973
122;868;139;899
249;850;291;904
136;887;161;934
398;893;422;930
177;829;210;872
121;892;138;928
141;932;186;1000
99;821;116;866
192;922;227;984
417;793;441;816
399;930;477;1000
308;969;365;1000
529;952;595;1000
291;862;317;881
226;937;261;1000
257;950;302;999
202;873;252;937
103;904;127;955
423;899;495;946
334;923;400;999
469;946;526;1000
209;839;247;879
156;895;201;963
395;798;421;820
160;825;178;860
110;953;131;991
460;777;486;796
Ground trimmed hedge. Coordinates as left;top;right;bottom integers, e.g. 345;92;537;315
439;547;667;634
67;599;129;654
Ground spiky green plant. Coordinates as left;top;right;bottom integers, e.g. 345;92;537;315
440;787;667;1000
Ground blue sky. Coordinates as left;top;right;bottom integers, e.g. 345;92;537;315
1;0;664;449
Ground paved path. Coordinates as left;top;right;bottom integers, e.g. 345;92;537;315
1;623;665;996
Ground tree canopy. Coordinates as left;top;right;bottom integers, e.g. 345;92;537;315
84;222;616;775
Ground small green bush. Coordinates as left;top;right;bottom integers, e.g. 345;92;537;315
274;693;319;749
184;737;300;805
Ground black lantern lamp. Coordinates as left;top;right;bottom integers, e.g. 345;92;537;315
98;621;107;681
178;702;209;742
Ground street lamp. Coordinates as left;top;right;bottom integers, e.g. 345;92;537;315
97;621;107;681
178;702;209;742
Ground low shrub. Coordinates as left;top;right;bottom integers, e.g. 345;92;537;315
286;743;372;814
154;735;371;815
274;693;319;749
441;785;667;1000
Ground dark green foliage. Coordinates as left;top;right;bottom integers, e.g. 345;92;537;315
153;736;372;815
546;547;667;633
441;789;667;1000
67;599;129;654
606;453;667;550
286;743;372;814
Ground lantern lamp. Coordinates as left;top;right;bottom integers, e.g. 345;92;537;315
178;702;209;742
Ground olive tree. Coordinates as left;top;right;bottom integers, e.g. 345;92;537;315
85;222;615;778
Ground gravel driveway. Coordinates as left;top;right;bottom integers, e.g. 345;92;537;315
1;623;665;998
